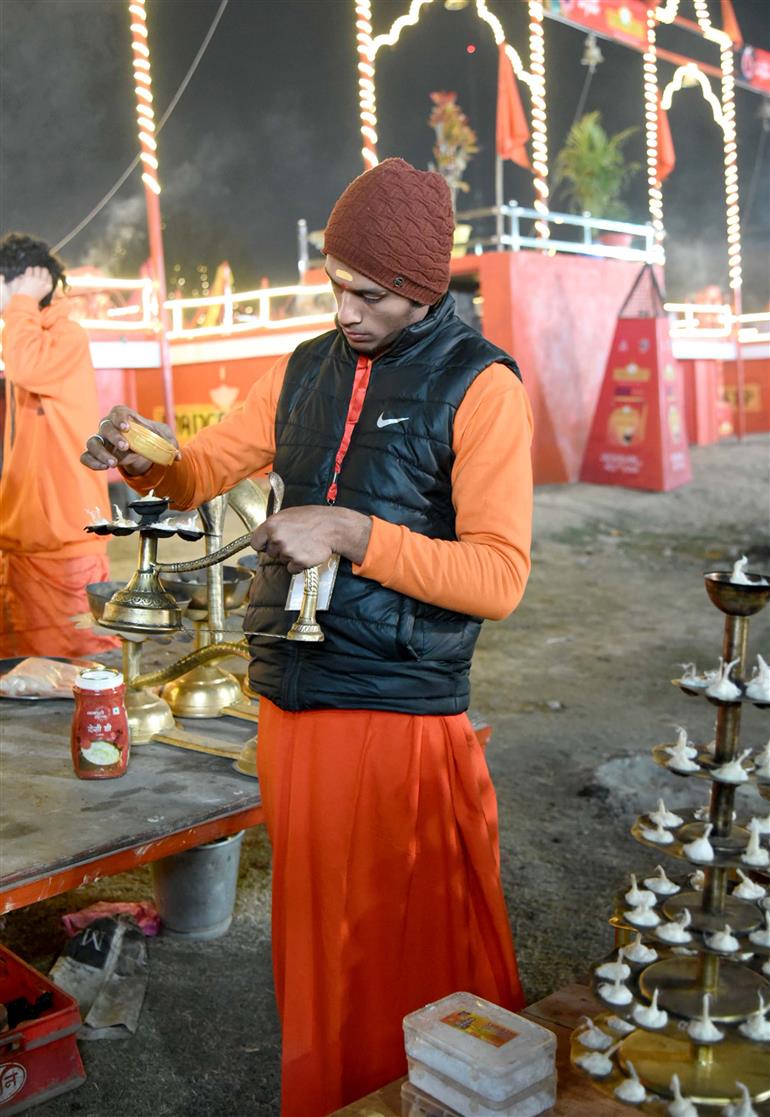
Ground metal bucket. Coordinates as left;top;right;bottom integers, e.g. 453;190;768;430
151;830;244;940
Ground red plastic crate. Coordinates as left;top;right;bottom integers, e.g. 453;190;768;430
0;945;85;1114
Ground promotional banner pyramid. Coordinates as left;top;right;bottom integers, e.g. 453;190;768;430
580;265;692;492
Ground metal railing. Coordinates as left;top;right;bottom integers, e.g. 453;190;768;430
303;203;664;270
665;302;770;345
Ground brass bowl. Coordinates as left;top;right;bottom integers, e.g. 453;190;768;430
124;418;178;466
703;571;770;617
86;580;192;623
161;565;251;613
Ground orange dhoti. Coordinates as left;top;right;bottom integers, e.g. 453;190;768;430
0;552;119;658
257;698;524;1117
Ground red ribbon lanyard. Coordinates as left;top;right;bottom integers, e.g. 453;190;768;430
326;356;372;502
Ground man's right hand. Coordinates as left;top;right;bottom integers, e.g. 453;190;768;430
80;405;180;476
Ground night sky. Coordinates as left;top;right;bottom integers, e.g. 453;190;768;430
2;0;769;308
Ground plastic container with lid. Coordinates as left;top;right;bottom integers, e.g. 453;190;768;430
403;992;557;1117
70;668;130;780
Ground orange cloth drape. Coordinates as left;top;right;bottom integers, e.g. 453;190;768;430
0;553;118;657
496;43;531;170
257;698;523;1117
657;93;676;183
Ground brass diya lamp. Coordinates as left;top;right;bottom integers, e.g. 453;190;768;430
87;472;330;747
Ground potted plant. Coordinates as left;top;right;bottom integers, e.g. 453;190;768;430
428;91;479;254
553;111;640;246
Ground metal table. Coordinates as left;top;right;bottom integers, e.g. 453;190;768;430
0;699;262;914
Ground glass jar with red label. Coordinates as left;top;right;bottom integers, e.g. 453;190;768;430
71;668;130;780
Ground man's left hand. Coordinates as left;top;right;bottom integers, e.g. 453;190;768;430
252;506;372;574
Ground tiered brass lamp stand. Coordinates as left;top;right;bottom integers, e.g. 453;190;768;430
86;475;328;764
571;567;770;1114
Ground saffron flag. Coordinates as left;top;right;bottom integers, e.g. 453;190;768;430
496;43;531;170
720;0;743;48
657;94;676;183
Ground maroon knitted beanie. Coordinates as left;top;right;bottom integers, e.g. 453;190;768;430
323;158;454;305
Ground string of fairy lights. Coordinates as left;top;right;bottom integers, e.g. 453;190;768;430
354;0;748;284
128;1;160;196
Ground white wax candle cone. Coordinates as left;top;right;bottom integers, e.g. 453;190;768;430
684;824;715;863
738;993;770;1043
625;874;655;906
712;748;752;784
625;895;660;927
748;910;770;948
644;865;679;895
632;987;668;1029
649;798;684;828
607;1014;636;1035
751;812;770;836
741;823;770;869
640;820;674;844
705;923;740;954
730;555;751;585
706;657;742;702
733;869;766;901
722;1082;760;1117
746;654;770;702
614;1059;646;1104
657;909;693;945
674;726;697;757
687;993;724;1043
665;741;700;774
575;1040;620;1077
668;1074;699;1117
596;948;631;982
598;973;633;1005
624;932;658;964
576;1016;613;1050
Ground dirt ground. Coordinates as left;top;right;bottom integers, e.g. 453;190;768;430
2;433;769;1116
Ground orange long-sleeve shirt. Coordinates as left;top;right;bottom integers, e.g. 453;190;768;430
130;354;533;619
0;295;109;556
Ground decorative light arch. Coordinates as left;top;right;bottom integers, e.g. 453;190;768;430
650;0;741;291
354;0;550;241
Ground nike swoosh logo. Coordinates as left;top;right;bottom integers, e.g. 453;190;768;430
377;413;409;428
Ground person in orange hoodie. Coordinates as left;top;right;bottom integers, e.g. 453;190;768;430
0;233;117;657
82;160;534;1116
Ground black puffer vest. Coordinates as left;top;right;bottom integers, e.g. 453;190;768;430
244;294;521;714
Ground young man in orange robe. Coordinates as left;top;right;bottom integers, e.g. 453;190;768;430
0;234;117;657
82;159;534;1116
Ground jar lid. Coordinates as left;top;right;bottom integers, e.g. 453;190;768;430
76;668;124;691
